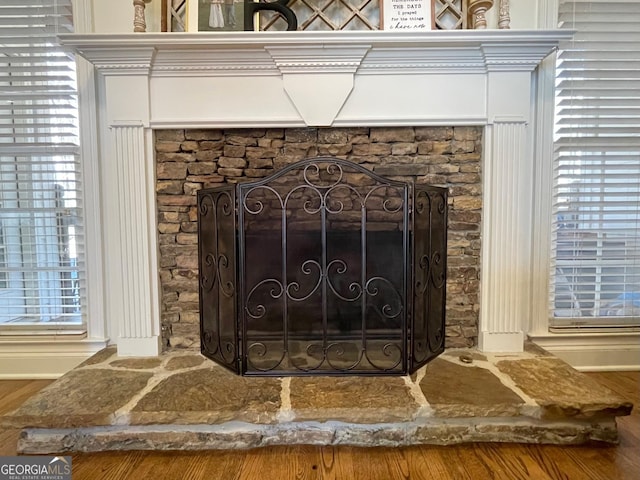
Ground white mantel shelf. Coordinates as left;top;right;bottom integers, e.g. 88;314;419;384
61;30;570;74
62;30;571;356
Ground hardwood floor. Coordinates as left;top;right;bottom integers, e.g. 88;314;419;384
0;379;53;457
1;372;637;480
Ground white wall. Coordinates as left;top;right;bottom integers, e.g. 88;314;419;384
90;0;538;33
488;0;539;30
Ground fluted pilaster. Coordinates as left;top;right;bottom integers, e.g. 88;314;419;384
479;118;532;351
108;123;161;355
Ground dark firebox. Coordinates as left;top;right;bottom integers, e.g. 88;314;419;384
197;157;447;376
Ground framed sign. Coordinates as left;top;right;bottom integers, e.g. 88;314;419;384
196;0;245;31
381;0;434;30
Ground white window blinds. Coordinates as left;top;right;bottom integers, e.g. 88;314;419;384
0;0;85;328
551;0;640;327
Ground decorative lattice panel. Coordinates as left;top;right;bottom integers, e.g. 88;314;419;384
260;0;468;31
259;0;380;31
168;0;187;32
434;0;468;29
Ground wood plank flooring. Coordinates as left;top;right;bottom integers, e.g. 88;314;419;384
0;372;637;480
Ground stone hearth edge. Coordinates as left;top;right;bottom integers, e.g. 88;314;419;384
2;344;632;453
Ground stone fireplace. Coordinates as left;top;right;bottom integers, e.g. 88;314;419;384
156;126;480;372
9;29;633;455
61;30;572;357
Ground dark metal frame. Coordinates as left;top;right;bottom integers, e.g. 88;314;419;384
410;185;448;372
198;157;447;376
198;186;239;374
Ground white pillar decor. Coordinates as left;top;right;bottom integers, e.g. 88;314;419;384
60;31;571;355
480;118;530;351
469;0;494;29
133;0;147;32
110;123;161;356
499;0;511;29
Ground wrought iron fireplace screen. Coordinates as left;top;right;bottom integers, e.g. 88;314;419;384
198;157;447;376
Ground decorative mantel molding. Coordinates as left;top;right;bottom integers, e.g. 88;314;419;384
263;45;371;126
62;30;567;75
59;30;571;356
73;46;156;74
265;45;371;73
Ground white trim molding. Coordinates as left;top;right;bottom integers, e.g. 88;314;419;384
108;123;161;356
529;332;640;372
74;0;109;344
59;30;571;356
0;336;109;379
479;116;531;352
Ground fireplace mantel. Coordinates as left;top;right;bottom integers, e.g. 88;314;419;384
60;30;571;356
62;30;563;68
62;30;569;128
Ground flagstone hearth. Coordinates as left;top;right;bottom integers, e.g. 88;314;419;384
2;344;632;453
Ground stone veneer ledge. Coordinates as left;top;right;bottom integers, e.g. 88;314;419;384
2;345;632;453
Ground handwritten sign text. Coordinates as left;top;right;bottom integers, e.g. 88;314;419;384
382;0;432;31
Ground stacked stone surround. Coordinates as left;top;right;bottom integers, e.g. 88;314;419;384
155;127;482;350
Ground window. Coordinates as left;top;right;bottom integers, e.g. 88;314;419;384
551;0;640;328
0;214;7;289
0;0;85;328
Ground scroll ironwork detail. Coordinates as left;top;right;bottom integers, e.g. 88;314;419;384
198;157;447;376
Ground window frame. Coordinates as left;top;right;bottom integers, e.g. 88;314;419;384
0;0;86;332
